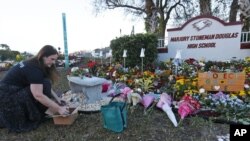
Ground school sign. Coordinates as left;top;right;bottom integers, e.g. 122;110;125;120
158;15;250;61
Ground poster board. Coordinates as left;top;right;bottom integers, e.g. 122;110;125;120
198;72;245;91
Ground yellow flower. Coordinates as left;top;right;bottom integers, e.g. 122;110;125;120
245;57;250;62
176;79;185;85
174;85;180;89
230;93;237;97
192;89;199;93
192;81;197;86
184;89;199;95
247;90;250;95
239;90;246;97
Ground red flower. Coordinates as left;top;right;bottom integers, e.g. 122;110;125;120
87;60;96;68
185;58;196;65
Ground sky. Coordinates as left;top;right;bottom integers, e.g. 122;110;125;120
0;0;145;54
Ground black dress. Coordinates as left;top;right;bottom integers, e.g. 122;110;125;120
0;61;52;133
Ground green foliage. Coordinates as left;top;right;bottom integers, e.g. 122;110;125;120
16;54;25;62
203;60;245;72
0;50;19;61
110;33;158;68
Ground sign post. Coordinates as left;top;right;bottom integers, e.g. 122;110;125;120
62;13;69;68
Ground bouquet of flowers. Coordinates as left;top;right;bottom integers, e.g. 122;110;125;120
178;95;201;121
156;93;178;127
141;94;155;115
87;60;97;76
70;67;90;78
200;91;250;125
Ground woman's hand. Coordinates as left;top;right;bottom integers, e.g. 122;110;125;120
58;100;67;106
58;106;69;115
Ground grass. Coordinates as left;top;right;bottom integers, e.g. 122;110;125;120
0;68;230;141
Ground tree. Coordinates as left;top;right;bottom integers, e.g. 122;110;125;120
193;0;238;22
200;0;249;30
0;44;10;51
0;44;11;61
187;0;243;27
92;0;195;39
239;0;250;31
92;0;247;41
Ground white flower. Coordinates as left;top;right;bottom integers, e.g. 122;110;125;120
127;93;142;106
162;104;178;127
198;62;205;66
123;76;127;81
71;67;79;72
199;88;205;93
112;71;116;77
137;88;142;93
168;75;174;81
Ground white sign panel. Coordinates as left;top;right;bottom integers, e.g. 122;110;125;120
158;15;248;61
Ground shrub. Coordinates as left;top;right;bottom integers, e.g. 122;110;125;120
110;33;158;68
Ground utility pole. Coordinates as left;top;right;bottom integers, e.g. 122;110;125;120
62;13;69;68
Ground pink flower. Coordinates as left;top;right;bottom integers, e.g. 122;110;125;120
178;102;193;119
156;93;178;127
141;95;155;108
178;95;201;119
180;95;201;110
120;87;132;99
156;93;172;109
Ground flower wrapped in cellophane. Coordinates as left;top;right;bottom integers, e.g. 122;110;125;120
156;93;178;127
178;95;201;121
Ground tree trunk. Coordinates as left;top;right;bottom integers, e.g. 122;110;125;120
158;16;166;39
229;0;239;22
199;0;212;15
145;0;158;33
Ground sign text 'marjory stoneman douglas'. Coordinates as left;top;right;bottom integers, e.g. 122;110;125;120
170;32;239;42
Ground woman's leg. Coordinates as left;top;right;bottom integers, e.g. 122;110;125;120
0;112;5;128
0;85;42;132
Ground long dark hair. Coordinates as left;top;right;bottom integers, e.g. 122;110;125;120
27;45;59;83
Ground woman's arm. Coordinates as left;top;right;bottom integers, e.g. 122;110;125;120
51;89;67;106
51;89;61;104
30;84;68;115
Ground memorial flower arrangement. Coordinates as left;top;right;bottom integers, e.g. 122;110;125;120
87;60;97;76
67;60;99;78
69;67;90;77
141;94;155;114
68;60;100;78
178;95;201;121
173;77;198;100
89;57;250;126
197;91;250;125
156;93;178;127
136;71;158;93
118;74;134;87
